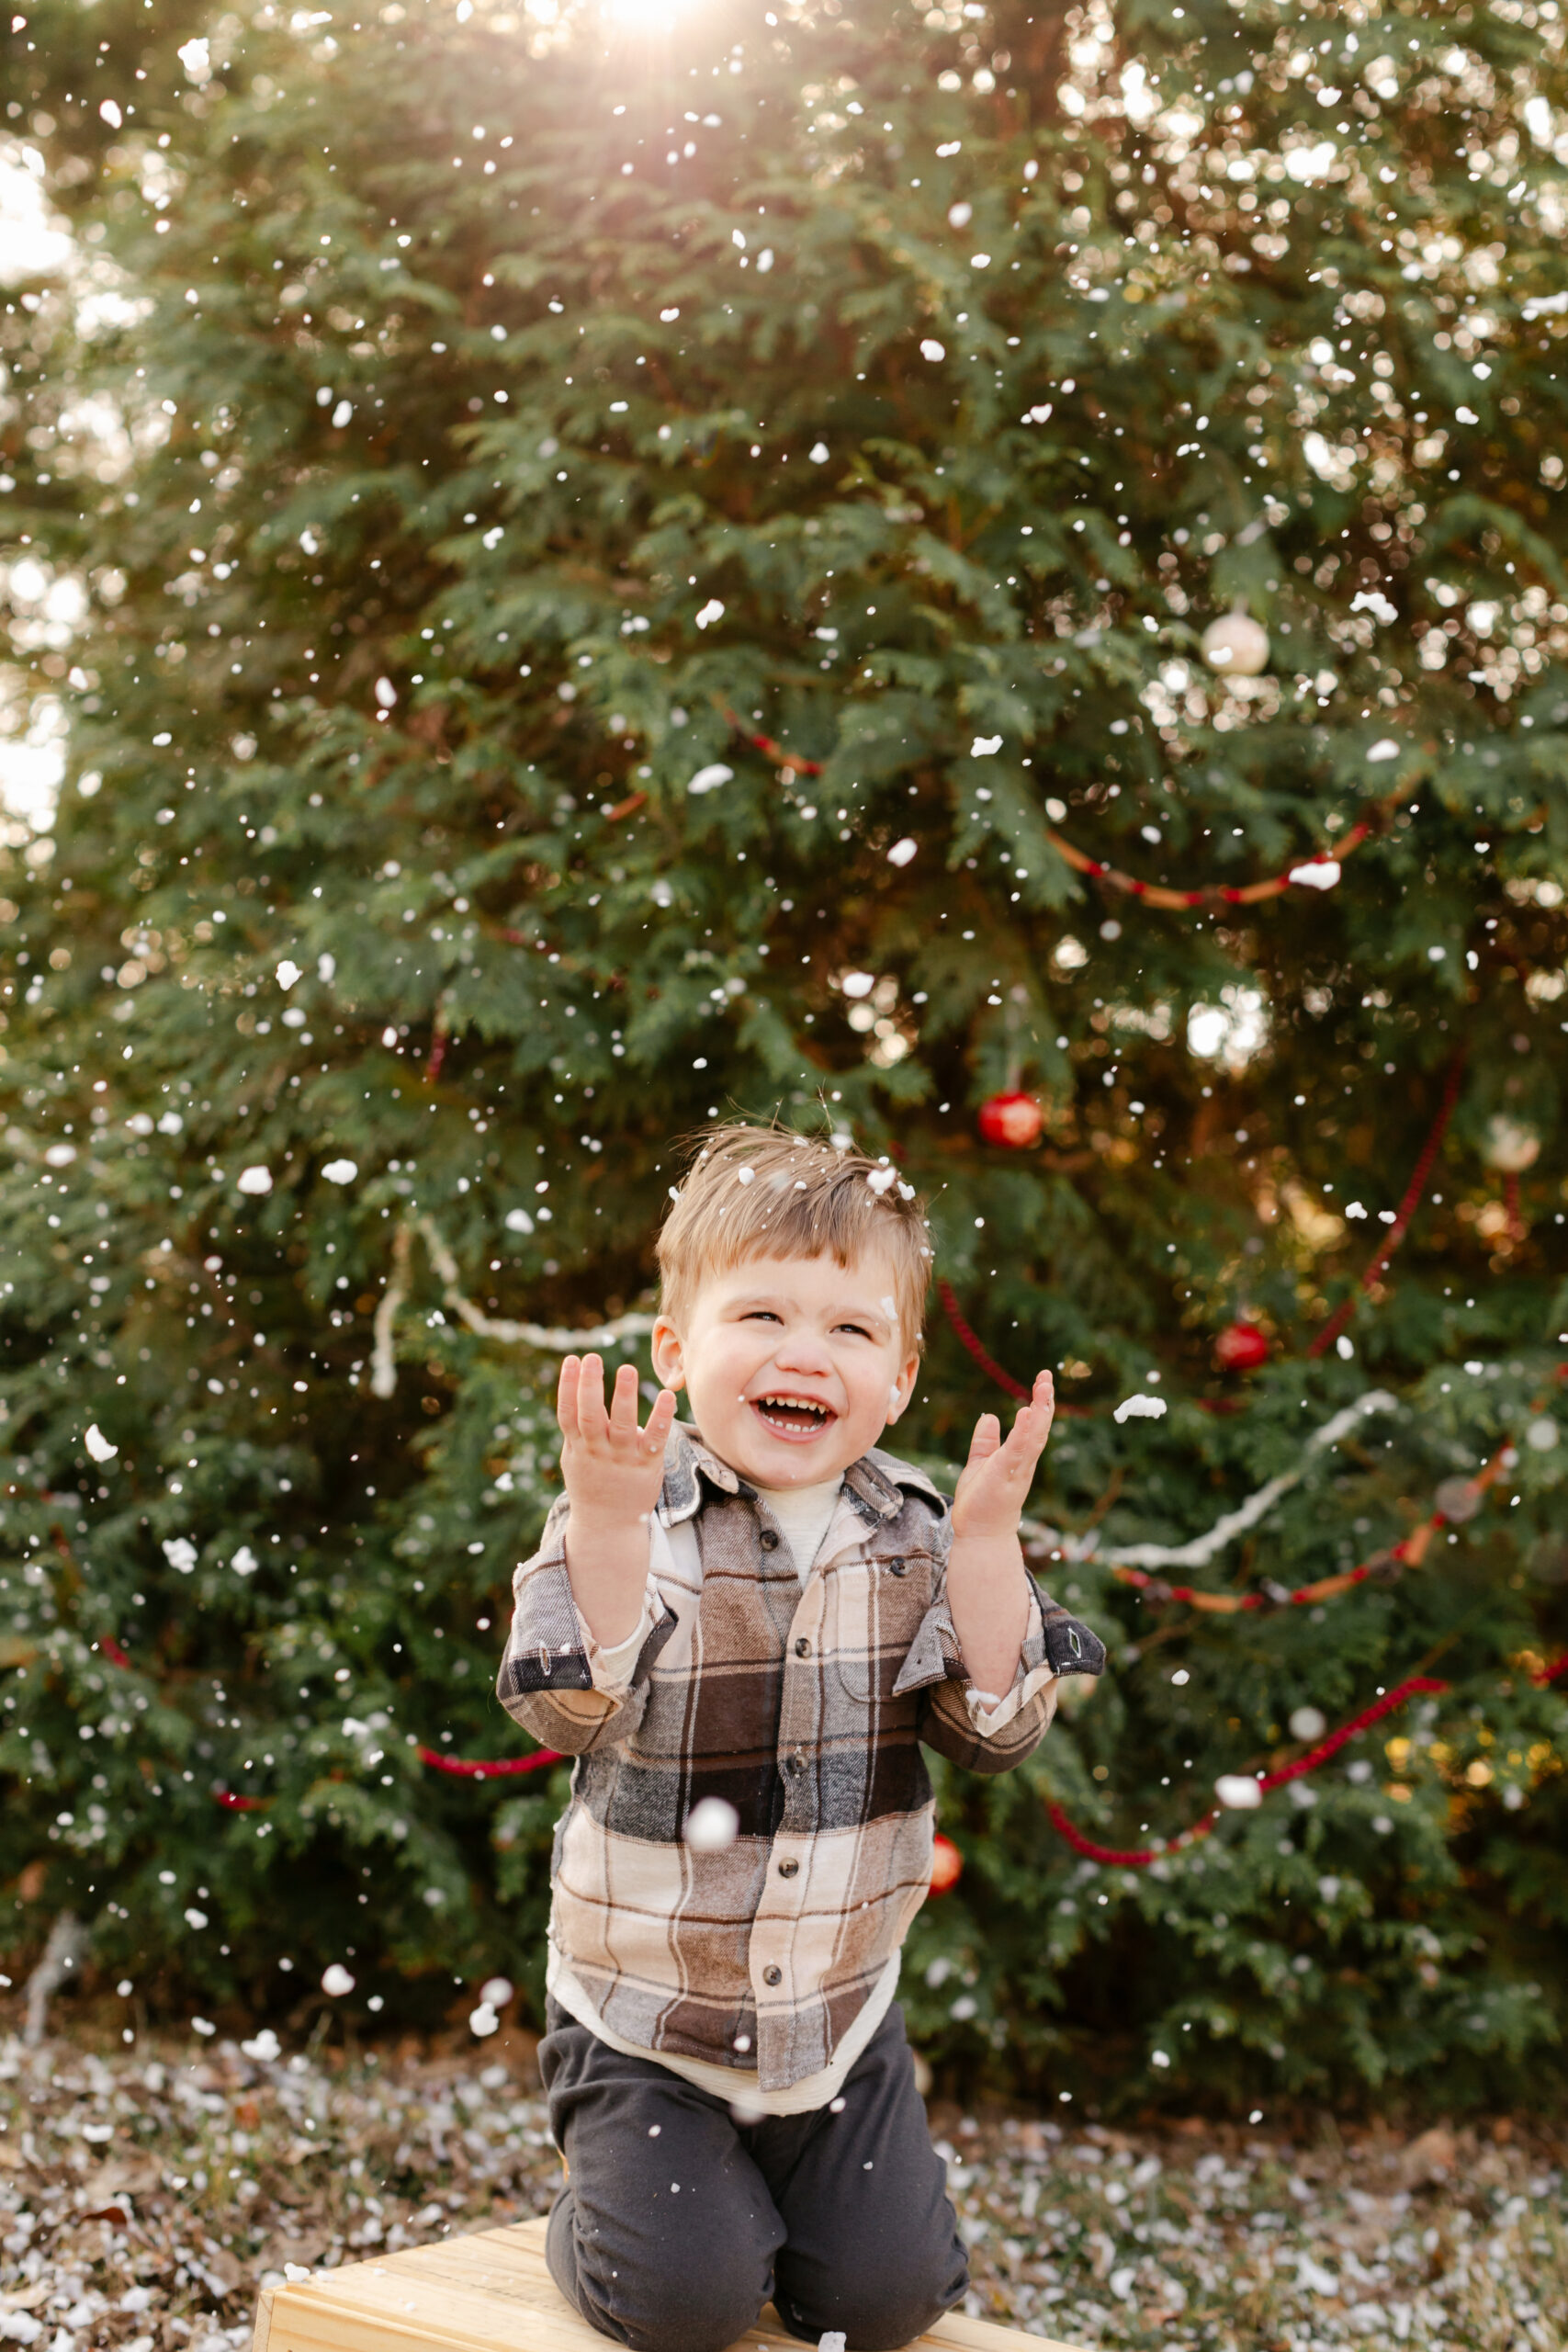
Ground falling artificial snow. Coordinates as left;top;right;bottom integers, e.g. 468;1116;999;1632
321;1963;355;1996
1112;1394;1168;1424
1214;1775;1265;1811
84;1423;118;1463
683;1796;741;1850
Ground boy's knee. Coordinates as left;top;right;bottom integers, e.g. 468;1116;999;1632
619;2280;764;2352
777;2291;951;2352
548;2189;769;2352
586;2265;764;2352
776;2240;967;2352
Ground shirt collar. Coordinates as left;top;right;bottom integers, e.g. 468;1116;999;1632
847;1444;948;1524
660;1425;946;1528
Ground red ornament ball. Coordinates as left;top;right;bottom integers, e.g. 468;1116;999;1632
977;1091;1043;1149
1214;1320;1270;1373
929;1833;964;1896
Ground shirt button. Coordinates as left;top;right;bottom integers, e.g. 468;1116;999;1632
762;1964;783;1985
794;1636;810;1657
888;1558;908;1578
760;1529;781;1551
778;1858;799;1878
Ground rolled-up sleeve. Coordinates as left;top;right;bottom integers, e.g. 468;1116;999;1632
495;1500;673;1754
894;1562;1105;1775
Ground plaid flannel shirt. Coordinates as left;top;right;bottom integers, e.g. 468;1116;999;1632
497;1425;1105;2094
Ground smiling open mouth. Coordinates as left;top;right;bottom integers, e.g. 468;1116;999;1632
750;1394;837;1439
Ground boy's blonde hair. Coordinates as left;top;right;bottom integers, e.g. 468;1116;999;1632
656;1125;932;1354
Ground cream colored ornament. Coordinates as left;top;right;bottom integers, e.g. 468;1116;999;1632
1201;608;1271;676
1483;1114;1542;1173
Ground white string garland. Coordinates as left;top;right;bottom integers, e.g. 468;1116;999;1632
1026;1390;1399;1571
369;1216;655;1398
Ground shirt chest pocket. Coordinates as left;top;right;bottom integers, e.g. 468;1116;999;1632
832;1551;936;1702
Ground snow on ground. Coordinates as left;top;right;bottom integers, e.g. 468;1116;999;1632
0;2030;1562;2351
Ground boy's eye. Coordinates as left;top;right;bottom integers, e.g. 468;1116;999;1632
837;1322;874;1340
740;1308;782;1324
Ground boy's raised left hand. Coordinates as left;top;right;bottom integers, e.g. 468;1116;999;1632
950;1370;1055;1544
553;1354;679;1651
557;1353;679;1535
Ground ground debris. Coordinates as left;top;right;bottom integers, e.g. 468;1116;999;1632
929;2101;1567;2350
0;2036;1562;2352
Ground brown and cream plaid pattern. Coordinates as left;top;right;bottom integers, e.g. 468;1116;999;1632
497;1427;1105;2094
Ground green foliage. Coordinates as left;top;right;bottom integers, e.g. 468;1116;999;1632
3;0;1566;2105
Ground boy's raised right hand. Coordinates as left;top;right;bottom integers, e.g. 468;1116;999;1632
558;1353;679;1535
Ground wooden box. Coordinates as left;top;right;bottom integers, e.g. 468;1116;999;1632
251;2213;1075;2352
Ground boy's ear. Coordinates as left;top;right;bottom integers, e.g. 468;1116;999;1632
649;1315;685;1391
885;1351;920;1426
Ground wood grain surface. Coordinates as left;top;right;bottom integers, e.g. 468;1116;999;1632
250;2214;1079;2352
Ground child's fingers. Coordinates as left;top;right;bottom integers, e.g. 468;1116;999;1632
574;1352;608;1438
557;1354;581;1438
964;1410;1002;1467
608;1361;641;1432
1010;1372;1055;1450
642;1386;679;1453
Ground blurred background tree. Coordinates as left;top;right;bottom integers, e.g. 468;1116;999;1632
2;0;1566;2107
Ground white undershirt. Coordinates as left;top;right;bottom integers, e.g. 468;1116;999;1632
751;1476;843;1576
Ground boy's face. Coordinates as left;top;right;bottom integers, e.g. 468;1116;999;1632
650;1249;920;1488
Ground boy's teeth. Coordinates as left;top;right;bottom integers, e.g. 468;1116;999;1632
755;1394;830;1430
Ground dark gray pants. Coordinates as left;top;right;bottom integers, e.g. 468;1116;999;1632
539;1996;968;2352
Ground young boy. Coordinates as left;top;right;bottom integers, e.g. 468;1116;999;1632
499;1126;1104;2352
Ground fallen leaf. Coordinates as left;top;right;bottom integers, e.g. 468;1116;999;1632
1401;2125;1456;2185
85;2154;162;2199
200;2245;245;2293
0;2283;53;2312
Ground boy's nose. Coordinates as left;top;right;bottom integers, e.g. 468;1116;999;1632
772;1333;833;1376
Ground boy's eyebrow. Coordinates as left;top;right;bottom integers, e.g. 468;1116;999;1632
727;1287;894;1330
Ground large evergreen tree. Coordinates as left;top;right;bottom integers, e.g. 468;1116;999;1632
3;0;1566;2106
